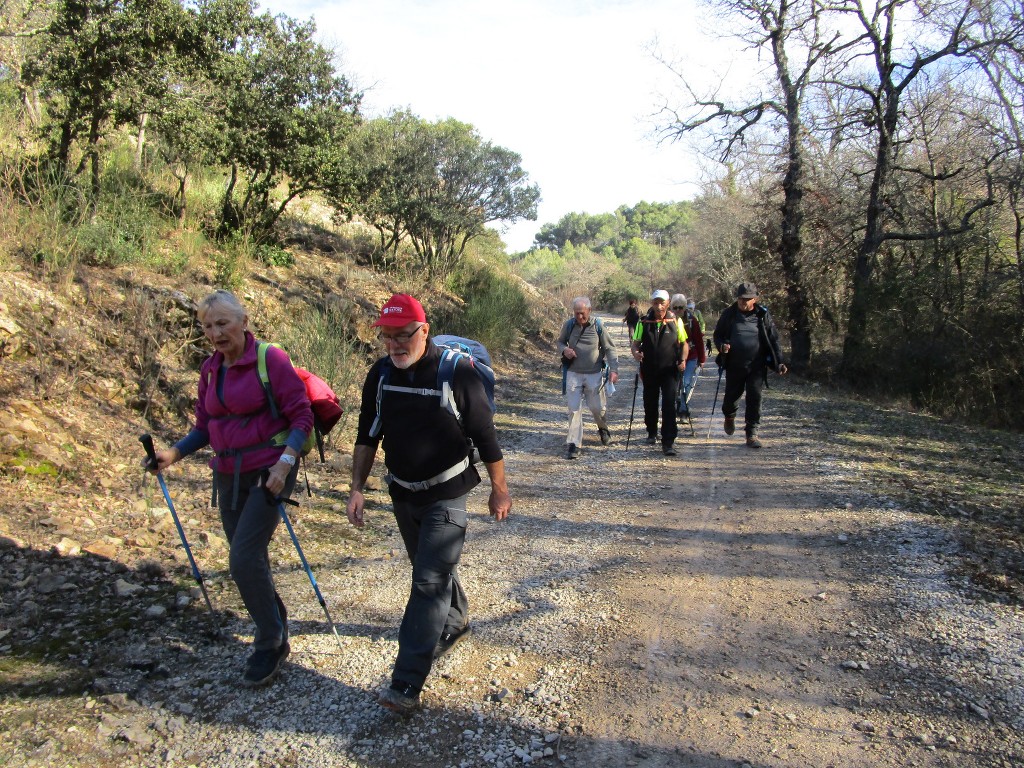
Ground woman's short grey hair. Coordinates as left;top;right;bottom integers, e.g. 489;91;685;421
198;289;247;321
572;296;592;310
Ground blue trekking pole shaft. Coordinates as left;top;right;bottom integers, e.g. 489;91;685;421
139;434;215;613
276;501;345;650
686;364;700;404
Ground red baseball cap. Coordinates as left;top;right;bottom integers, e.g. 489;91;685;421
373;293;427;327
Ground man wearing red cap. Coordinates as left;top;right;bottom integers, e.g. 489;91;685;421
347;293;511;715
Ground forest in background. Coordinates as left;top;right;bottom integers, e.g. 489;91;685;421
507;0;1024;431
1;0;1023;430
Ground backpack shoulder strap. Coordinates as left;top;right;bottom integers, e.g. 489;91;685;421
436;348;463;423
369;358;392;439
256;341;281;420
755;305;770;336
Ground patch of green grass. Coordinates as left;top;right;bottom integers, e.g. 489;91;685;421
437;261;538;354
10;451;59;477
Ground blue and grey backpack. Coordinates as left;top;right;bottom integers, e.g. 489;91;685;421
369;334;496;441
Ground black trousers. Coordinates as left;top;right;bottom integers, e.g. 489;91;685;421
642;368;679;444
390;494;469;692
722;366;765;434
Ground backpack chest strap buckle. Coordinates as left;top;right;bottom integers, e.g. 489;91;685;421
384;456;471;492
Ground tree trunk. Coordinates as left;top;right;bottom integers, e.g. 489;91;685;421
134;113;149;172
774;31;812;374
842;74;900;382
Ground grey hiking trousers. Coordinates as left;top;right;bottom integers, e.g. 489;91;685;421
215;465;297;651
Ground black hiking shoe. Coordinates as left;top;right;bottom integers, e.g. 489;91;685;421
746;433;762;449
599;428;611;446
663;443;677;456
434;623;472;659
378;681;421;716
565;443;580;460
645;434;657;445
723;415;735;435
242;642;290;687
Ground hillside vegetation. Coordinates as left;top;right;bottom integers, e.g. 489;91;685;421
4;0;1024;434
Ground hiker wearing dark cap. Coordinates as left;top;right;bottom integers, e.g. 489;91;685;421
347;293;511;715
713;282;788;448
630;289;688;456
144;289;312;687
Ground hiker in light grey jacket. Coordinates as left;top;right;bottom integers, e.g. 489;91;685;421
558;297;619;459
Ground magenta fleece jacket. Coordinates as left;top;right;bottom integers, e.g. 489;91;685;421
195;332;313;474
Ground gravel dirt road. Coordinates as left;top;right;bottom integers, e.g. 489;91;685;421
2;313;1022;768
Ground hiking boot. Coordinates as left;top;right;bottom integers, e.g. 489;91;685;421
645;434;657;445
565;443;580;460
723;415;735;435
378;682;421;716
434;623;472;659
746;433;762;449
663;442;677;456
242;642;290;687
599;428;611;446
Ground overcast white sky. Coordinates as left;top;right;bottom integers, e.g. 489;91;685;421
260;0;746;252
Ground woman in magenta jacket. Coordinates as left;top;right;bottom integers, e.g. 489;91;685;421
149;290;312;687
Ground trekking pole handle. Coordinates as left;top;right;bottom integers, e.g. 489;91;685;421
139;433;158;470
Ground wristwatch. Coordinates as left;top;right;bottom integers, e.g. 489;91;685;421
278;453;297;466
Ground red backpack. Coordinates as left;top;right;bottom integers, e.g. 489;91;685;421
257;342;343;462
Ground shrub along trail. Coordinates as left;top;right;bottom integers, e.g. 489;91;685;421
1;317;1022;767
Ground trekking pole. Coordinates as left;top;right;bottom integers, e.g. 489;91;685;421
676;375;695;437
269;489;345;650
706;366;724;440
686;365;700;405
625;369;640;449
138;434;215;613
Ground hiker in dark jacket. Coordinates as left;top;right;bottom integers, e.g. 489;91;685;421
347;293;511;716
623;299;641;338
145;289;312;687
713;282;788;449
630;289;688;456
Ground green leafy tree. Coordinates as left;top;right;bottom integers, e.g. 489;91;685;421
214;11;360;238
533;211;619;251
620;236;666;292
142;0;247;219
617;201;693;248
25;0;186;202
0;0;52;129
341;112;539;278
